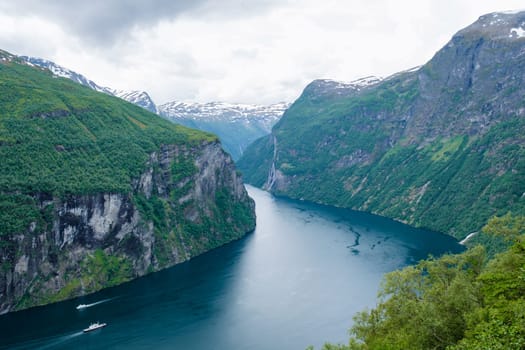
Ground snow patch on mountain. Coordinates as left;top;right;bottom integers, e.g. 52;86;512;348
316;76;382;92
501;9;525;15
471;10;525;40
0;50;15;62
308;75;384;98
20;55;287;129
21;56;114;95
113;90;159;114
510;26;525;38
350;76;383;87
159;101;289;131
20;56;160;114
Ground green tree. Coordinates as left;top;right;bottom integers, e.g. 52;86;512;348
451;217;525;350
316;214;525;350
482;212;525;243
346;246;485;350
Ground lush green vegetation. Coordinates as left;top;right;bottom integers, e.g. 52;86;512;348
236;134;275;186
0;194;45;238
239;67;525;240
0;58;216;238
80;249;135;290
314;214;525;350
269;77;418;178
0;54;256;311
0;60;216;195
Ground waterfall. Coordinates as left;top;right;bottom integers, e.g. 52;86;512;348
263;135;278;191
459;231;478;245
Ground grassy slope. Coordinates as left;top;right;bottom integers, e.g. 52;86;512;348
0;57;219;237
239;72;525;239
0;58;216;195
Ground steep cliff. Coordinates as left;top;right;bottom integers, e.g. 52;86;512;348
238;11;525;240
0;50;255;314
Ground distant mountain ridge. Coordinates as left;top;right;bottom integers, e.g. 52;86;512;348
238;10;525;241
22;56;287;159
158;101;288;127
22;56;159;114
158;101;289;160
21;56;113;94
113;90;159;114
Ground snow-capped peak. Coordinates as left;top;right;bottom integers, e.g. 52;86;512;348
499;9;525;15
21;56;115;95
349;76;383;87
307;75;383;97
0;49;15;62
19;54;285;121
112;90;158;114
19;56;161;113
465;10;525;41
158;100;289;124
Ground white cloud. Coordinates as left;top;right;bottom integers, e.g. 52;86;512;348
1;0;524;105
0;15;68;59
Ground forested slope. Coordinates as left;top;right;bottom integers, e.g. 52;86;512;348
239;11;525;241
0;49;255;313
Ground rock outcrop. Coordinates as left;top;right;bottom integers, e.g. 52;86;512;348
0;141;255;314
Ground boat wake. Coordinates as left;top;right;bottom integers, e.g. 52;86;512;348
39;331;83;349
76;298;112;310
7;331;83;350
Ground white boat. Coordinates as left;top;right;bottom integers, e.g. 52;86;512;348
83;322;107;333
76;304;88;310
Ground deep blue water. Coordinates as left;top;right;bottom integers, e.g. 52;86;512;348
0;185;463;349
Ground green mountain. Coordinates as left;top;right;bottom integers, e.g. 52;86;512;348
0;49;255;313
238;11;525;241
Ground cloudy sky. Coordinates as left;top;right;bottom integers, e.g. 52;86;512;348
1;0;524;105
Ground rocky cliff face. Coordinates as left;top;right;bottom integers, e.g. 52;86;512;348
0;141;254;314
0;52;255;314
238;11;525;240
409;11;525;140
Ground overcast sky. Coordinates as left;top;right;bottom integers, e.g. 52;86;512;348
1;0;524;105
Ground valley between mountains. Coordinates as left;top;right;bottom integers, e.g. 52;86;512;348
1;7;525;350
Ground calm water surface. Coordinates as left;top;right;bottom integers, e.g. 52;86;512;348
0;185;463;349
